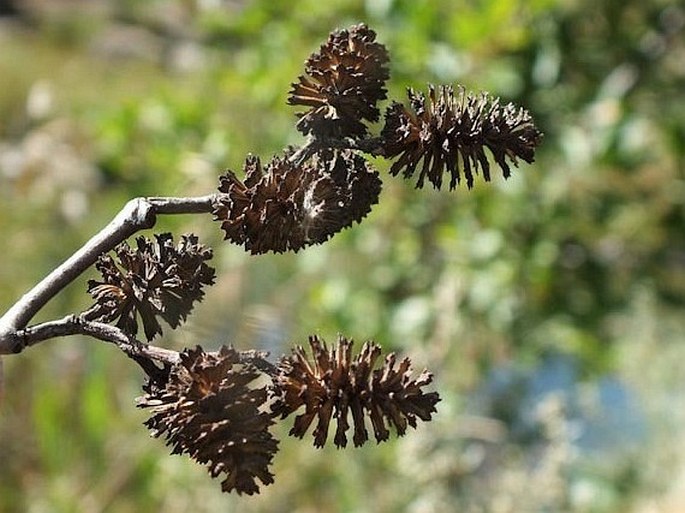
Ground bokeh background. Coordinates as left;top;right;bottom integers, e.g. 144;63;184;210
0;1;683;512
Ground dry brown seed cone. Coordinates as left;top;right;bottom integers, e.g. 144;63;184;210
288;23;390;138
382;84;543;190
137;346;278;495
213;149;381;254
87;233;215;341
271;335;440;448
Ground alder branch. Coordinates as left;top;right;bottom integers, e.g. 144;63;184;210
0;22;538;496
0;194;218;355
15;313;275;369
15;314;180;363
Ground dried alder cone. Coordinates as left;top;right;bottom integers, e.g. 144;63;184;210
213;149;381;254
382;84;543;190
288;23;389;138
137;346;278;495
87;233;215;341
271;335;441;448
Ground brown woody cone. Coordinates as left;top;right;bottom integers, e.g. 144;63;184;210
272;335;440;448
213;149;381;254
382;84;543;190
87;233;215;341
288;23;390;138
137;346;278;495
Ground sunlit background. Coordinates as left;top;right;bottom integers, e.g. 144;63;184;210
0;1;684;512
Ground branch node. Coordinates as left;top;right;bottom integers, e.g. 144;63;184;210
125;198;157;230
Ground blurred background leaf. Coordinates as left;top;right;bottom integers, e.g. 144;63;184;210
0;0;683;512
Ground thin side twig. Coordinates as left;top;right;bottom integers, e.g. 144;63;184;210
17;314;181;364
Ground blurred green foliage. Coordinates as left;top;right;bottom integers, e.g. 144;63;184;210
0;0;684;512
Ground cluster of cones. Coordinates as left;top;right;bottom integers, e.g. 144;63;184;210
84;23;542;495
212;23;542;254
137;337;440;495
